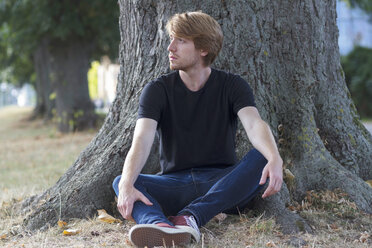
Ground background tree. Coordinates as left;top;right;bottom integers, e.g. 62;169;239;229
0;0;119;131
21;0;372;234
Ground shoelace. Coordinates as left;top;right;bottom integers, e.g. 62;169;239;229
185;216;200;235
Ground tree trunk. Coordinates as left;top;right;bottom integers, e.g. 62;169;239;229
49;38;97;133
31;38;55;120
22;0;371;235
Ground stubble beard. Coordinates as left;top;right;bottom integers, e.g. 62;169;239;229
169;62;183;71
169;58;197;71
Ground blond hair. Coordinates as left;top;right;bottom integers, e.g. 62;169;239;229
166;11;223;66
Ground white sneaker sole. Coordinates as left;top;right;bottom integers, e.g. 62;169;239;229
175;225;201;243
129;224;191;247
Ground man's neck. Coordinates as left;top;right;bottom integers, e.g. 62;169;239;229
179;66;211;92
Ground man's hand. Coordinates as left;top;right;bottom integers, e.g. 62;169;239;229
259;156;283;198
117;183;153;221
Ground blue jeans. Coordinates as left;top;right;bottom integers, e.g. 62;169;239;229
112;148;267;227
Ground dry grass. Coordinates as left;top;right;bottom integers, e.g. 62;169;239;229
0;106;371;248
0;106;95;202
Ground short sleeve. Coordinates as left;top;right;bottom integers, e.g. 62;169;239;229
138;80;165;122
229;75;256;115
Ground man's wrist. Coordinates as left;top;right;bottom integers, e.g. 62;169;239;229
268;153;283;164
118;178;134;190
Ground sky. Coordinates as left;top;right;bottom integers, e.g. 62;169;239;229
337;1;372;55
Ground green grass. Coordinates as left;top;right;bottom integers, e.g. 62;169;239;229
0;106;371;248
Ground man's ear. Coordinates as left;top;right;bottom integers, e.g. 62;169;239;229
200;50;208;57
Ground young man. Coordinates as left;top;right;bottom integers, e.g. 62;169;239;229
112;11;283;247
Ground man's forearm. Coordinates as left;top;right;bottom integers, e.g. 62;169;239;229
248;119;281;162
119;118;157;189
120;145;149;188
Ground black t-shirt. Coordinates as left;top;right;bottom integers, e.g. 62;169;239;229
138;68;255;174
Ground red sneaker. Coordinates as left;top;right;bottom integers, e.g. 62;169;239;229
168;215;201;243
129;222;192;247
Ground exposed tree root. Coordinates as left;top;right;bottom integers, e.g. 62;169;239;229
253;184;313;234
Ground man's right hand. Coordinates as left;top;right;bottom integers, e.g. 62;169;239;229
117;118;157;220
117;184;153;221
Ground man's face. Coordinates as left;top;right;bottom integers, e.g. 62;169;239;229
167;35;206;71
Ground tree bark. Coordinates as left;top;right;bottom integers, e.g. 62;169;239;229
31;38;55;120
49;38;97;133
22;0;371;235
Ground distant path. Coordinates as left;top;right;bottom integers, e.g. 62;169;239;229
363;122;372;135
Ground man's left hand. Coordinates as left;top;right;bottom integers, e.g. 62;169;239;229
259;157;283;198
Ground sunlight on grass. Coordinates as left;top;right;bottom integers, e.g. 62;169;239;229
0;106;96;203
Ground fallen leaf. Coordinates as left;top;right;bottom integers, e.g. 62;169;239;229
63;229;81;236
359;232;370;243
266;241;277;247
125;238;132;245
213;213;227;222
366;180;372;188
287;205;296;212
58;220;68;229
330;223;339;230
97;209;122;224
284;169;295;181
0;234;7;240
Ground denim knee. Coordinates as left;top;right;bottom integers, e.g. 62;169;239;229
133;174;147;192
112;175;121;196
112;174;147;197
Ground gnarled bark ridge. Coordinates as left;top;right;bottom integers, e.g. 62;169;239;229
22;0;371;234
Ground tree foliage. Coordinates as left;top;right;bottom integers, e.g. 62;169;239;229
0;0;119;84
88;61;99;100
0;0;119;58
346;0;372;13
0;0;120;131
341;0;372;18
0;23;34;85
341;46;372;117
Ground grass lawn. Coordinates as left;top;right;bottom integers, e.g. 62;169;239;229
0;106;371;247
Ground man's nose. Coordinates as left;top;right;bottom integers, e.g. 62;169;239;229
168;40;176;52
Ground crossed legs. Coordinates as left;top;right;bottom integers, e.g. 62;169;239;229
112;148;267;227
